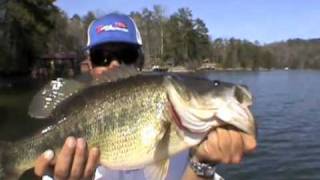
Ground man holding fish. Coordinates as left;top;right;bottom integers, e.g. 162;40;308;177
33;14;257;180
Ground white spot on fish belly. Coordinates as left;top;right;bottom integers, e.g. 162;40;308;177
141;125;158;146
156;102;165;120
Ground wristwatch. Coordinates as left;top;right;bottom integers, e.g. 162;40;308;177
189;158;217;178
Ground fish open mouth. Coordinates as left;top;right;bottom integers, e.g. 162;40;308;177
164;76;255;136
167;92;255;136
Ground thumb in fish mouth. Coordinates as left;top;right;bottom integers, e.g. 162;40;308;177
189;126;257;164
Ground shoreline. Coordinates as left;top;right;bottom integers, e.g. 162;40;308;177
142;67;278;73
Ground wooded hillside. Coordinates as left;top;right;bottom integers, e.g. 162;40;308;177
0;2;319;75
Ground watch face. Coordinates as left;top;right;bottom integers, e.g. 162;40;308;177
190;160;217;178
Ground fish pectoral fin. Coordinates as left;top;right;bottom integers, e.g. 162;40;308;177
28;78;86;119
143;159;170;180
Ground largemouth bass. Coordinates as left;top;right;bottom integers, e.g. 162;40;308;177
0;66;255;180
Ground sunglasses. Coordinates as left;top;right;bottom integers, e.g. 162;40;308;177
90;43;139;67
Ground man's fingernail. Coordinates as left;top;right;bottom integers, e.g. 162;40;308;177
77;138;86;149
66;137;76;148
43;149;54;160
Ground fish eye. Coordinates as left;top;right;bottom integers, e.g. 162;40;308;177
212;80;220;87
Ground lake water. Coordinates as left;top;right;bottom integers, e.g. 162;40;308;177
203;70;320;180
1;70;320;179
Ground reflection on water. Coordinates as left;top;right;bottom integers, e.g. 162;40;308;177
1;70;320;179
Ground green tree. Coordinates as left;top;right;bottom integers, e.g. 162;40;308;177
1;0;58;74
152;5;166;61
212;38;226;66
193;18;211;60
82;11;96;32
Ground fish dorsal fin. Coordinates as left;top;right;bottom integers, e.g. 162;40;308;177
144;159;170;180
28;78;86;119
90;65;138;86
28;65;138;119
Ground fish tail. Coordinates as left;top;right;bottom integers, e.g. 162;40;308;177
0;141;20;180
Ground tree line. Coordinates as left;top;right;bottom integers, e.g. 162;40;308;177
0;0;94;75
0;1;319;75
266;39;320;69
130;6;212;69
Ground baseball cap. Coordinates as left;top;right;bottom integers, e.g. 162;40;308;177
85;13;142;50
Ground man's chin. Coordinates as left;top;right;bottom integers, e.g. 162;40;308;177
91;67;109;76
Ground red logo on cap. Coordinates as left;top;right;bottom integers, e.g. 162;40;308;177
115;22;128;29
96;25;105;33
96;22;128;34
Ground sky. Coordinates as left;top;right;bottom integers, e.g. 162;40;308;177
55;0;320;44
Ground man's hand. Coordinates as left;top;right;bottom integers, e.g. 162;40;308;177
34;137;100;180
195;127;257;164
182;127;256;180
